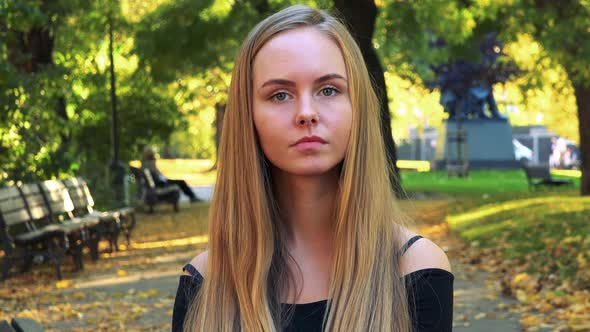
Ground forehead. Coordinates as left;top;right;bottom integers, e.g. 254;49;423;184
252;27;347;84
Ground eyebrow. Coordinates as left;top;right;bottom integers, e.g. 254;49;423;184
258;73;348;90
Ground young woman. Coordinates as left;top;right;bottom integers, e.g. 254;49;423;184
173;5;453;332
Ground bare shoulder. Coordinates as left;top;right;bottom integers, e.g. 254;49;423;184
399;230;452;277
183;250;209;276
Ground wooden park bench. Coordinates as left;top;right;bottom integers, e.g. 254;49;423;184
1;178;136;280
30;180;105;268
0;184;82;280
129;166;180;213
521;163;573;191
63;177;136;252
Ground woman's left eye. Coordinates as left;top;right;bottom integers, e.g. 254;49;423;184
320;87;338;97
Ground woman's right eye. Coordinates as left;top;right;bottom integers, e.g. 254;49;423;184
270;92;289;102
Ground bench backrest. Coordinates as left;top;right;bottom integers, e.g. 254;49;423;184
63;177;94;212
0;186;33;231
522;164;552;181
129;166;151;192
19;183;52;223
142;168;157;189
37;180;75;218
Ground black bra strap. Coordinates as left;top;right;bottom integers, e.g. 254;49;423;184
401;235;423;255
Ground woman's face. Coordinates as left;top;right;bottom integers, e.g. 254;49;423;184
252;27;352;176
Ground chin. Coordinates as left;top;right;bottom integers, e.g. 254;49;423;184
274;159;342;177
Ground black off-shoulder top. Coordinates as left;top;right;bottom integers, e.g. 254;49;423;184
172;236;454;331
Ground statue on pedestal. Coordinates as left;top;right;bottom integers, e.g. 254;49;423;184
429;33;522;171
429;33;520;121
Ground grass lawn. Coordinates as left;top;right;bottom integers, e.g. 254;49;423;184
403;169;590;329
403;169;588;284
401;168;580;195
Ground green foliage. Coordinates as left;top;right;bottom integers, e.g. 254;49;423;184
510;1;590;86
133;0;269;82
378;0;586;148
3;0;586;194
378;0;589;87
132;0;329;159
386;72;444;141
0;0;183;188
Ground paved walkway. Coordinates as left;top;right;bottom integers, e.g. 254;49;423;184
450;259;521;331
178;185;213;203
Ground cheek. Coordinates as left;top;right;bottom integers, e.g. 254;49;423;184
253;107;287;156
328;104;353;152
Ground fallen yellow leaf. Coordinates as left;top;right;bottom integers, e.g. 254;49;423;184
516;289;528;303
56;279;74;289
474;313;486;320
71;291;86;300
521;314;543;327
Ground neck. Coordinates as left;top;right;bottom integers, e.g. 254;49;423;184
272;166;340;251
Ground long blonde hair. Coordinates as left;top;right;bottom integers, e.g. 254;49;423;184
185;4;411;332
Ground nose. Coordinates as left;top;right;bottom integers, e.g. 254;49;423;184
295;97;319;127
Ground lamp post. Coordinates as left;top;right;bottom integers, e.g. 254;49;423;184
108;5;126;208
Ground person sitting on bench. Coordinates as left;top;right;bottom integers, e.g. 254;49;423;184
141;146;201;202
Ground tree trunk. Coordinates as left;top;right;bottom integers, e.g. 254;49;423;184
333;0;402;196
214;102;226;154
572;83;590;196
8;27;54;73
209;102;226;171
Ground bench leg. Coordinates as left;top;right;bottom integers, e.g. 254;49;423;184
69;235;84;271
20;252;33;273
89;231;100;261
113;218;122;251
110;224;120;252
73;248;84;271
1;255;12;281
46;239;64;280
124;213;135;247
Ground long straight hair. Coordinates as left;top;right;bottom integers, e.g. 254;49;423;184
184;4;412;332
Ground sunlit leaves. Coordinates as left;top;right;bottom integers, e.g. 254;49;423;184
0;0;184;193
199;0;234;21
446;191;590;330
386;72;444;141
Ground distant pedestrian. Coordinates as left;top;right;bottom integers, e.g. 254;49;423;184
141;146;201;202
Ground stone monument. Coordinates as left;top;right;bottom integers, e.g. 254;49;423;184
429;33;521;170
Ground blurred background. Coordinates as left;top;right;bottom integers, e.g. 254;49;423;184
1;1;589;331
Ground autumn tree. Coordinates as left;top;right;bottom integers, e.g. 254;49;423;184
0;0;181;191
380;0;589;195
513;1;590;195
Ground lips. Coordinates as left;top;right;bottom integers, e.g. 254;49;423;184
293;135;327;146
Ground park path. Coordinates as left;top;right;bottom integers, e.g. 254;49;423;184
46;189;526;331
400;197;524;331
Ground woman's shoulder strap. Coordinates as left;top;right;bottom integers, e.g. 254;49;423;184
401;235;424;255
182;263;204;284
183;263;199;276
